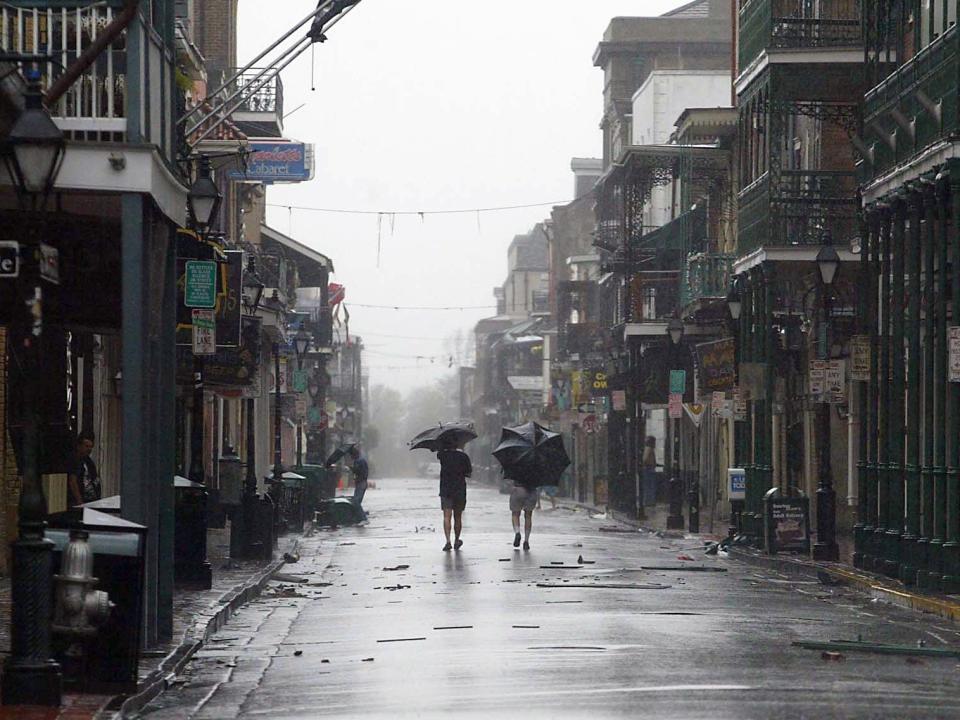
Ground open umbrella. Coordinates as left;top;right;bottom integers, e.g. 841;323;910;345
408;422;477;452
492;421;570;487
324;443;357;466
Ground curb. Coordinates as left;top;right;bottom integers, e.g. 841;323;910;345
114;537;301;719
728;546;960;625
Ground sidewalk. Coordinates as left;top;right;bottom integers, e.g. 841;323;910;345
0;524;302;720
558;494;960;627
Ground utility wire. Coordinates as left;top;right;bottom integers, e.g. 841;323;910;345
348;302;497;311
265;200;573;216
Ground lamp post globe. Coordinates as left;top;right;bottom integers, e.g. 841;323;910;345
727;277;743;321
667;317;684;346
294;328;312;366
2;75;65;205
242;256;265;314
187;156;222;234
817;244;840;287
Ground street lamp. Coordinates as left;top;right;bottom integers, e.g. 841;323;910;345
293;328;311;468
665;318;686;531
1;72;65;707
813;241;840;561
187;156;222;237
727;278;743;321
242;256;265;314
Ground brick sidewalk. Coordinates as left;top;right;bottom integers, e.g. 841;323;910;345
0;523;295;719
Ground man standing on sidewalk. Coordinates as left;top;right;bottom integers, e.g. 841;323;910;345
348;446;369;519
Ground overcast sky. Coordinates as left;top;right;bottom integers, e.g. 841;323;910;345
237;0;689;394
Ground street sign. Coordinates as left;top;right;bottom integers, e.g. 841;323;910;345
295;397;307;420
668;392;683;419
850;335;870;381
810;359;846;404
728;468;746;501
185;260;217;308
39;244;59;284
950;327;960;383
611;390;626;411
669;370;686;395
0;241;19;278
292;369;308;393
191;309;216;355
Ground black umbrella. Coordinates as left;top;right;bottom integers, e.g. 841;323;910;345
325;443;357;466
408;422;477;452
492;421;569;487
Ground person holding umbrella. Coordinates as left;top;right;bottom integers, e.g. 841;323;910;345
408;422;478;551
438;436;472;551
493;421;570;551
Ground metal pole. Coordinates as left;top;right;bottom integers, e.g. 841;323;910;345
813;278;838;561
866;207;882;569
1;214;61;707
189;356;205;483
902;191;923;581
887;196;906;576
944;163;960;592
875;205;892;572
272;344;284;539
931;177;950;590
178;0;337;125
920;188;937;585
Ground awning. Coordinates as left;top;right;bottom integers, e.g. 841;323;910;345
261;224;334;286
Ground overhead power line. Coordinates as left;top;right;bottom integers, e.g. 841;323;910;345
265;200;573;216
348;302;497;311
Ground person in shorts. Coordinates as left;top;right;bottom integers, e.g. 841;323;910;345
510;480;539;550
438;438;471;551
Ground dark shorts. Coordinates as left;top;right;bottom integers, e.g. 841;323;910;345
441;494;466;512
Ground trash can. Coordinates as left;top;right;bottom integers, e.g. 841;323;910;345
47;507;147;694
174;476;212;588
295;464;328;516
316;497;365;527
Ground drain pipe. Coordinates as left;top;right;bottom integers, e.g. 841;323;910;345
44;0;140;108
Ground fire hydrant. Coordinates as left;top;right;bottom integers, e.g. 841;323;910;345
52;529;113;683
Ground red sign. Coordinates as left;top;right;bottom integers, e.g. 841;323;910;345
328;282;346;307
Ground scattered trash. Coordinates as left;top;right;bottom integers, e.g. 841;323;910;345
539;565;583;570
362;658;374;662
793;640;960;658
598;526;633;533
821;651;845;662
639;565;727;573
677;554;696;561
906;657;926;666
294;650;303;657
321;659;330;663
273;574;308;583
545;600;583;604
434;626;473;630
817;571;843;586
339;542;356;546
383;564;410;572
377;637;426;643
577;555;595;565
283;552;300;564
536;582;670;590
513;625;540;629
499;558;511;562
704;543;720;556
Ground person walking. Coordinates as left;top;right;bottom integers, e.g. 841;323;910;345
348;446;369;518
509;478;539;550
68;430;101;507
642;436;658;509
437;438;471;551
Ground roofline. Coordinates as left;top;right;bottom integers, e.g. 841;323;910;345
260;224;334;273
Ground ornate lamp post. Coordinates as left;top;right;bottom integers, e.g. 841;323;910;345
293;328;311;468
232;257;265;559
727;277;744;537
813;243;840;561
1;73;66;707
666;318;686;531
271;328;285;539
186;157;222;486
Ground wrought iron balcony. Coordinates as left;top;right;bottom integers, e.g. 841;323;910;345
681;251;733;309
629;272;680;323
738;0;862;72
862;24;959;186
222;68;284;137
737;170;859;258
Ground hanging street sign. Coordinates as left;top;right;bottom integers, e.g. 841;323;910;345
185;260;218;308
850;335;870;381
669;370;686;396
668;392;683;419
292;369;309;393
0;241;19;278
191;309;216;355
810;359;846;404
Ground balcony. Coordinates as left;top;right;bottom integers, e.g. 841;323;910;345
862;24;960;186
738;0;862;72
737;170;858;258
222;68;284;138
681;252;733;310
630;272;680;323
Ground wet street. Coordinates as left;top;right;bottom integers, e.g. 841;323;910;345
140;479;960;719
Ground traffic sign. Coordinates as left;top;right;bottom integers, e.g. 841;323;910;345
185;260;217;308
0;242;19;278
191;309;216;355
669;370;686;395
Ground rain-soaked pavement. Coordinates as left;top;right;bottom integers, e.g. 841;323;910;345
140;478;960;719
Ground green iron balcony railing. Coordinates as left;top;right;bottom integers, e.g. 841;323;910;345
681;251;733;309
738;0;862;72
737;170;859;258
862;24;960;186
